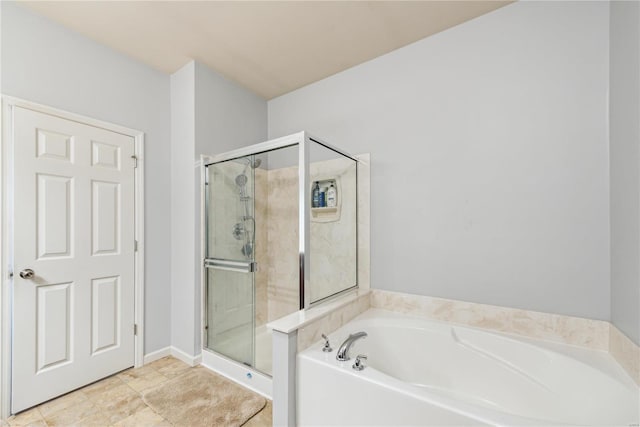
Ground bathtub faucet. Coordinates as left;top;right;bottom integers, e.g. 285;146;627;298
336;332;368;361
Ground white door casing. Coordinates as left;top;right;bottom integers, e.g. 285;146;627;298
10;106;137;413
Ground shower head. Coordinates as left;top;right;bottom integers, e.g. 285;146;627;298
239;157;261;170
236;157;262;186
235;157;261;189
235;174;248;187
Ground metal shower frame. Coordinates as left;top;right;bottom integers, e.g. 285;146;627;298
202;131;360;313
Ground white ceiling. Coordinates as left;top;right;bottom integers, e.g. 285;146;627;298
20;1;511;99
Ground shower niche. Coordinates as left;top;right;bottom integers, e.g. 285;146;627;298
311;178;342;222
201;132;359;386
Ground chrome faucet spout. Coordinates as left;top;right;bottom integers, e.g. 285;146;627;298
336;331;367;361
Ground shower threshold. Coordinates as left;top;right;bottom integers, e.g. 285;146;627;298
201;348;272;398
200;326;273;399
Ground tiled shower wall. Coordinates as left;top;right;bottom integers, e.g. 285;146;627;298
255;156;362;326
308;158;358;303
253;165;301;327
254;167;269;326
206;162;292;333
265;166;300;323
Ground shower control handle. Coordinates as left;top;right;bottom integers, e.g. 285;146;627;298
352;354;367;371
321;334;332;352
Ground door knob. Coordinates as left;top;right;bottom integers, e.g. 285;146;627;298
19;269;35;279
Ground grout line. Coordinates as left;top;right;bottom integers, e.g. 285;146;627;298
35;407;46;427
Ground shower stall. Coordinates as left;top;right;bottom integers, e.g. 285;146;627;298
201;132;359;394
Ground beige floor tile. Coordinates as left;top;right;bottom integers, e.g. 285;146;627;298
7;422;45;427
116;363;170;393
124;371;169;393
90;383;138;408
117;366;157;383
82;375;126;399
242;400;272;427
144;357;175;370
6;407;44;427
112;407;171;427
38;389;89;417
146;357;190;378
42;398;99;426
10;363;267;427
98;393;148;424
66;410;113;427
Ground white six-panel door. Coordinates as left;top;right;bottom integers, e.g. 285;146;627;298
11;106;135;412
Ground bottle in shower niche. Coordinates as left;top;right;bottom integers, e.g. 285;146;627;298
327;183;337;207
312;181;320;208
319;188;327;207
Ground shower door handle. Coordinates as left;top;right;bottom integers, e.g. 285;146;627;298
204;258;257;273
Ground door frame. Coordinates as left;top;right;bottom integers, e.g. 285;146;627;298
0;96;146;419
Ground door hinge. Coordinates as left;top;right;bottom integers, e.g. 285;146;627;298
134;324;138;335
131;155;138;168
134;240;138;252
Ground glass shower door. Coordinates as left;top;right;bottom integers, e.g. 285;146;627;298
205;156;257;367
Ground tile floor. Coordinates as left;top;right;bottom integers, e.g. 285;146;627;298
4;357;272;427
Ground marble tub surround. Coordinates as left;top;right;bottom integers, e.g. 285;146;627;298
356;153;371;292
267;289;370;335
297;291;371;351
371;289;640;385
371;290;610;350
298;310;638;426
610;324;640;385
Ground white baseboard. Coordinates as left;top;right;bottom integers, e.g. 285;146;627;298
170;346;202;367
143;346;201;367
143;347;171;364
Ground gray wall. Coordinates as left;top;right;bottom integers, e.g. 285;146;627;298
195;62;267;159
170;62;197;356
269;1;612;320
610;1;640;344
1;2;172;354
1;3;268;359
168;61;267;357
4;0;631;352
193;62;267;352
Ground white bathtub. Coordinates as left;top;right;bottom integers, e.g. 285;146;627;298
298;309;639;426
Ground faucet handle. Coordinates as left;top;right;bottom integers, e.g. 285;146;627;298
321;334;332;352
352;354;367;371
